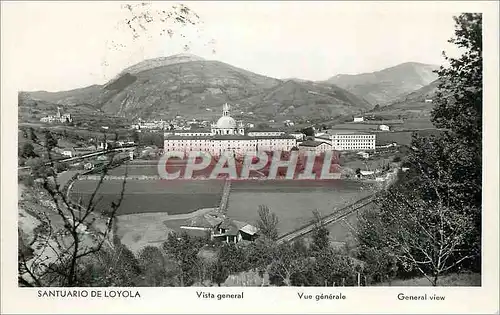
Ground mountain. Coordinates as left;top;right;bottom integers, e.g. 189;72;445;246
117;53;205;76
326;62;439;105
237;80;372;118
396;78;441;103
367;79;441;118
20;54;372;120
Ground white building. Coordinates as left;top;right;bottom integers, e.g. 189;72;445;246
379;124;390;131
132;120;167;130
353;117;364;123
164;104;297;156
61;150;73;158
40;107;72;124
210;103;245;136
330;131;376;151
289;132;305;141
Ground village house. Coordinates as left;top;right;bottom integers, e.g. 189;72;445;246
379;124;390;131
180;213;259;244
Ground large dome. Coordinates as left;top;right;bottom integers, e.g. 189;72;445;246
216;116;237;129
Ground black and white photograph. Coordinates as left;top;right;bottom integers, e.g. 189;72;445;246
1;1;498;314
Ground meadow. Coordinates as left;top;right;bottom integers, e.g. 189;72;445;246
376;131;413;146
226;180;374;235
69;179;225;215
107;164;161;176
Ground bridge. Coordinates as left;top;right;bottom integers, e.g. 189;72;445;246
18;146;136;170
277;194;376;244
218;179;232;214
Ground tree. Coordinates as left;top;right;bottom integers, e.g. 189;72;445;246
44;130;58;151
137;246;169;286
18;131;128;287
245;238;275;280
20;142;37;158
301;126;315;137
372;181;476;286
76;237;142;287
256;205;279;242
313;249;359;286
310;210;330;254
28;127;38;144
429;13;482;268
210;243;248;286
268;242;307;286
211;257;230;286
162;232;205;286
432;13;482;143
354;13;483;287
356;210;399;285
26;157;54;179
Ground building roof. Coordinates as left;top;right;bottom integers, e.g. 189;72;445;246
315;136;331;141
299;140;331;147
239;224;259;235
216;116;237;129
164;134;296;141
173;129;212;134
219;218;258;236
327;129;374;135
247;129;285;133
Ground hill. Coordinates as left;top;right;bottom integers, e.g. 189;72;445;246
367;79;441;118
238;80;372;119
326;62;439;105
20;54;375;121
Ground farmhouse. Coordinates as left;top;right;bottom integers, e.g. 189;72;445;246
180;212;259;244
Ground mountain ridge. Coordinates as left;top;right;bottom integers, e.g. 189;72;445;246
326;62;439;105
19;56;440;121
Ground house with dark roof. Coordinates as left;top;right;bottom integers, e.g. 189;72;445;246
180;212;259;244
212;218;259;244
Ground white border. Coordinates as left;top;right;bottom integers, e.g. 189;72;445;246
1;1;498;314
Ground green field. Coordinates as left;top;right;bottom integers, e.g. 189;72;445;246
70;179;225;215
107;164;161;176
376;132;413;146
226;180;374;235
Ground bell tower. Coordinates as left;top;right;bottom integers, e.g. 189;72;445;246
222;103;230;117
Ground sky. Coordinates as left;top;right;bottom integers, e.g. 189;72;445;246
2;1;468;92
